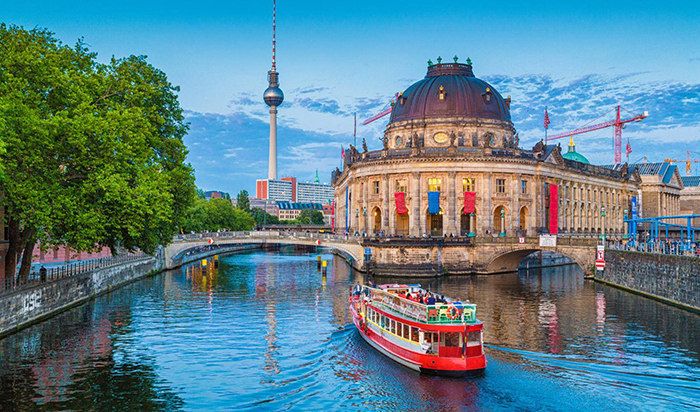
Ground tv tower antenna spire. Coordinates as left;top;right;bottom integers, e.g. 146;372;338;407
264;0;284;180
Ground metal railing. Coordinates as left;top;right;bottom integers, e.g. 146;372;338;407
366;286;477;325
1;251;148;296
606;239;700;257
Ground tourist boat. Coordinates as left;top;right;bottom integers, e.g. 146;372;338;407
349;283;486;376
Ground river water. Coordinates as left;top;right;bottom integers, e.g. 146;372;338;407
0;249;698;410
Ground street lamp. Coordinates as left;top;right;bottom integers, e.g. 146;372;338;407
623;208;629;239
601;206;606;241
499;207;506;237
355;209;359;234
468;212;475;237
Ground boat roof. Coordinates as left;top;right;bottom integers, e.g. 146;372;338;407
377;283;421;290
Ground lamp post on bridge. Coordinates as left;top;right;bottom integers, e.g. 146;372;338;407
469;212;475;238
499;208;506;237
355;209;359;235
601;206;607;243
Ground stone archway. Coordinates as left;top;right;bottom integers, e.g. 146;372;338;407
493;205;506;236
461;207;477;236
395;210;409;236
519;206;529;235
372;207;382;234
427;208;443;237
486;248;587;273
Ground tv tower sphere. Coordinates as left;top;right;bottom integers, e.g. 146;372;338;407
264;83;284;107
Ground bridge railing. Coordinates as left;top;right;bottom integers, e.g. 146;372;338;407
607;239;700;257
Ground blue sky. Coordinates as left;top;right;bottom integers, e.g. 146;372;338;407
5;1;700;194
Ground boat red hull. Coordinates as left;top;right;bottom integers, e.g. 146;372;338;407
350;301;486;377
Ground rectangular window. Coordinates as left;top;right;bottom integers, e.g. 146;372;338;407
463;178;475;192
521;180;527;194
441;332;463;347
428;178;442;192
402;323;410;339
373;180;380;195
496;179;506;193
396;179;407;193
411;327;419;343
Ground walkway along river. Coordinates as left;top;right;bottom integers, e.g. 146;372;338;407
0;248;698;410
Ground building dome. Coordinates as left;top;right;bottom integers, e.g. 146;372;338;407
562;137;590;164
390;59;511;124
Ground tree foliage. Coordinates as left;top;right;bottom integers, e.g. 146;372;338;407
250;208;280;226
0;25;195;280
182;198;255;233
236;190;250;211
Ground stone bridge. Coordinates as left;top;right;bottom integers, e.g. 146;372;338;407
165;232;366;271
166;232;598;277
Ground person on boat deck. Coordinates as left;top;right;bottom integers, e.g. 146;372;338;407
426;294;436;305
353;282;362;296
406;292;412;300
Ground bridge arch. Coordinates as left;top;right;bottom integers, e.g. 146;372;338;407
485;248;587;274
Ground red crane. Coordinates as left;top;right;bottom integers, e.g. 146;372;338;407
545;106;648;164
362;93;399;125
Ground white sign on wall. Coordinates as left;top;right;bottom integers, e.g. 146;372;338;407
539;235;557;247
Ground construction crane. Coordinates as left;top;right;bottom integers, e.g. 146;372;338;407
545;106;648;164
362;93;399;125
665;151;699;176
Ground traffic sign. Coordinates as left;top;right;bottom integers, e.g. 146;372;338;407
519;237;525;244
595;259;605;270
596;245;605;261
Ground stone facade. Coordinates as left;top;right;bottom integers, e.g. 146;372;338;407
597;250;700;311
680;177;700;227
332;61;639;239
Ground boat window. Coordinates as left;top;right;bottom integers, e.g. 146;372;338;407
467;331;481;347
441;332;463;348
402;323;410;339
410;327;418;342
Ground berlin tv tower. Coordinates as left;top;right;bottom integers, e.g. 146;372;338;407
263;0;284;180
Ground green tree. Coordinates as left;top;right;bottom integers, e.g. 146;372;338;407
292;210;325;225
196;188;205;199
0;25;195;280
251;208;280;226
310;210;325;225
236;190;250;211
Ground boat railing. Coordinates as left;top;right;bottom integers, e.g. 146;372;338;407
366;287;477;325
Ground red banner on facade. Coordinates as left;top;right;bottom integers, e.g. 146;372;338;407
464;192;476;214
395;192;407;215
549;184;558;235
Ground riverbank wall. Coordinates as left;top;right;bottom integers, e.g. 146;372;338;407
595;250;700;313
0;257;161;338
0;243;270;338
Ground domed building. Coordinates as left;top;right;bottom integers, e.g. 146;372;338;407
332;58;640;241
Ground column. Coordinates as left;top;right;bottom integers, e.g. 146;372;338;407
445;172;457;236
482;173;492;235
363;178;369;234
410;172;421;237
419;175;427;235
382;174;390;233
513;175;520;235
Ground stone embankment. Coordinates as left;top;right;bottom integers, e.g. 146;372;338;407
0;257;161;337
596;250;700;312
0;242;264;338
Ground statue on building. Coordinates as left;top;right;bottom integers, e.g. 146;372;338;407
382;134;388;150
514;132;520;148
362;138;368;153
450;132;457;147
406;134;413;148
533;139;544;153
